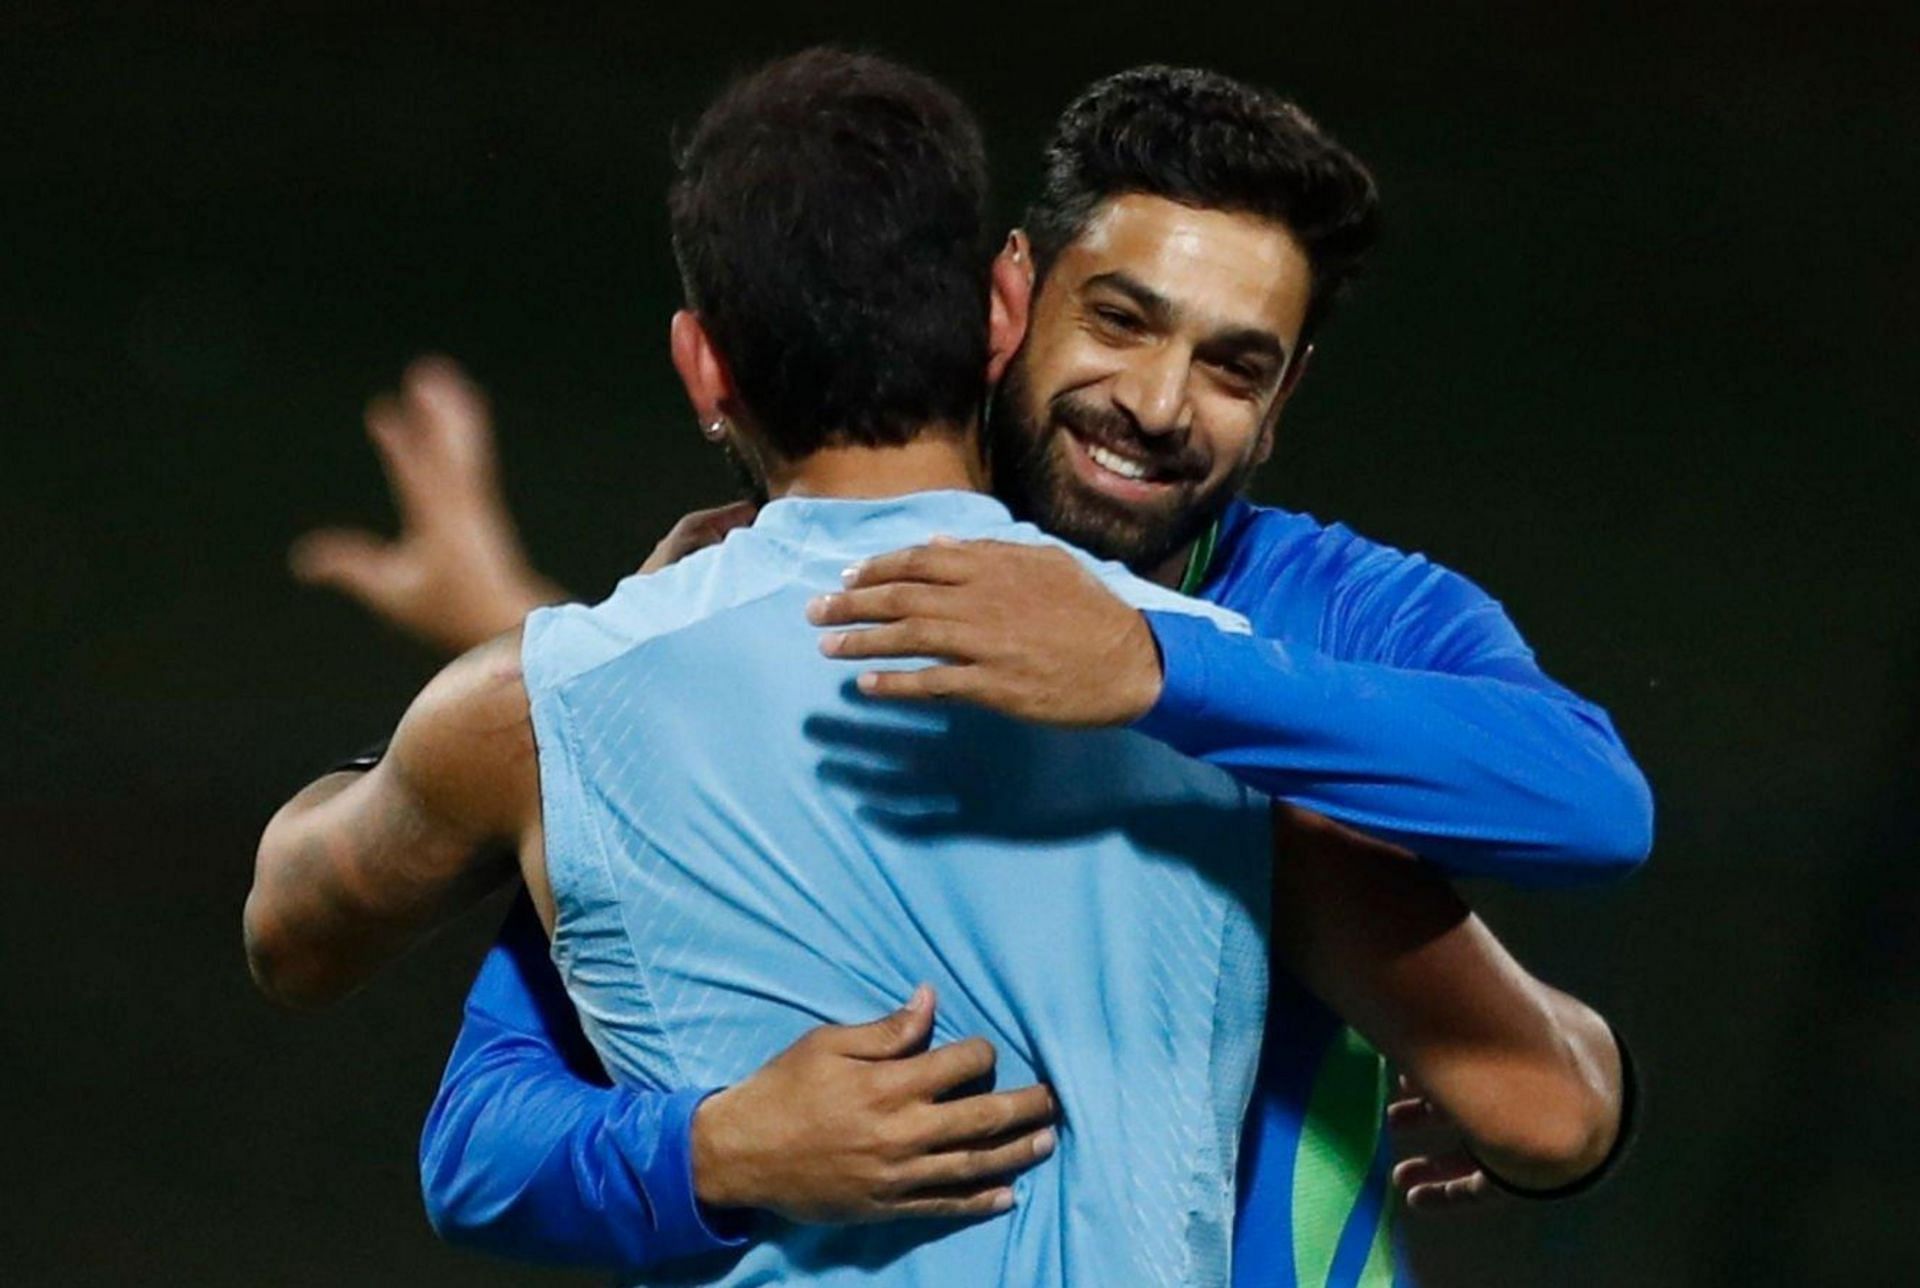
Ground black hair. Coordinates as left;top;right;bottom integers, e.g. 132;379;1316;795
1025;66;1380;340
669;48;991;460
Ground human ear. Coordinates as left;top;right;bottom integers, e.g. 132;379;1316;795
986;230;1036;384
669;309;738;428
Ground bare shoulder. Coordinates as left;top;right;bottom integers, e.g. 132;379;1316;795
391;626;539;842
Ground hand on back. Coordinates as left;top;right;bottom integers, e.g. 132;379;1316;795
691;986;1058;1224
807;539;1164;727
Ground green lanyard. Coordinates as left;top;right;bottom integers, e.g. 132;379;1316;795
1177;518;1221;595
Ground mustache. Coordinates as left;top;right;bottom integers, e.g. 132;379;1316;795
1050;395;1207;482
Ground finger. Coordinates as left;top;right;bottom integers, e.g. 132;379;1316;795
689;499;760;529
822;621;974;665
893;1127;1057;1191
919;1082;1058;1149
808;583;964;628
842;544;977;590
1394;1153;1492;1210
1387;1096;1450;1133
1405;1171;1492;1211
364;394;439;523
404;355;494;461
881;1185;1016;1221
894;1035;996;1097
855;665;982;704
288;528;403;605
822;985;938;1060
640;502;763;574
693;500;759;544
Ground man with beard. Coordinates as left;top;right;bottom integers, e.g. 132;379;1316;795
286;66;1646;1285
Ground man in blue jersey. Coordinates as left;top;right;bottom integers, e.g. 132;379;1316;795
274;61;1644;1285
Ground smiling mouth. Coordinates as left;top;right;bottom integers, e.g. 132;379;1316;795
1063;428;1191;495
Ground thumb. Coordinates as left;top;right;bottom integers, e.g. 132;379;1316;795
831;984;936;1060
290;528;405;606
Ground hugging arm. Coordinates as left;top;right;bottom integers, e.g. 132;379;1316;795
812;539;1653;886
1273;805;1626;1194
420;896;748;1266
1137;602;1652;884
243;630;538;1009
421;902;1057;1271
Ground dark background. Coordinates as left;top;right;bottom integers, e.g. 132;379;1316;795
5;2;1915;1283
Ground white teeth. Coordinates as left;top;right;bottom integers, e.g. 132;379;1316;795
1087;442;1150;481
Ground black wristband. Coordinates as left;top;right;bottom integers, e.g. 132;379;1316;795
1475;1022;1639;1202
328;736;392;775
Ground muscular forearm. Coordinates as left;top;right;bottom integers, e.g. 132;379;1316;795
246;640;533;1007
246;769;513;1008
245;772;396;1008
1274;810;1625;1194
1138;612;1654;885
246;634;535;1007
1441;984;1622;1191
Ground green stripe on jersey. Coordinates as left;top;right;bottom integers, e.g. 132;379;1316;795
1291;1028;1390;1288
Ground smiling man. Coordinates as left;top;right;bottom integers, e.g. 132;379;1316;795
283;64;1647;1287
994;194;1306;583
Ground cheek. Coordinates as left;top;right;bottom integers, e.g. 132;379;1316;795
1043;335;1128;394
1194;403;1268;474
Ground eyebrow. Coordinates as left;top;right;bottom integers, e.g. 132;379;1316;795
1082;270;1290;371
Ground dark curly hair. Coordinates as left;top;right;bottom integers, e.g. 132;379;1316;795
1026;66;1380;341
669;48;991;461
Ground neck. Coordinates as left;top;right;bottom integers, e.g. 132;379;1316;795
1143;543;1193;590
763;424;989;500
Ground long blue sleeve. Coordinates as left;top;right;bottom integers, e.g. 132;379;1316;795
1134;501;1654;885
419;897;749;1269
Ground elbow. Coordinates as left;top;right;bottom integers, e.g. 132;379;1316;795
244;821;351;1011
1477;1080;1618;1190
419;1110;509;1251
419;1164;477;1247
1556;759;1655;883
242;887;339;1011
1464;1001;1626;1191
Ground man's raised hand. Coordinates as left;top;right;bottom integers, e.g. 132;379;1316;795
690;986;1058;1224
290;357;562;655
806;539;1164;727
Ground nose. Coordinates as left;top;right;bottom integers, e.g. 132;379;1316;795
1110;344;1193;439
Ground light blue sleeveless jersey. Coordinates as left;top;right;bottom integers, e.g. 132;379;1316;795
522;490;1272;1287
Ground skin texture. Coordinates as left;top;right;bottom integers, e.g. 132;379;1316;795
245;630;539;1008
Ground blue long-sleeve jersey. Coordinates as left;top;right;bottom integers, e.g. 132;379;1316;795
418;496;1652;1284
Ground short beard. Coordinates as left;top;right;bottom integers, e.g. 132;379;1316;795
987;355;1250;576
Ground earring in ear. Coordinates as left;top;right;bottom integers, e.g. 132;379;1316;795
702;417;728;442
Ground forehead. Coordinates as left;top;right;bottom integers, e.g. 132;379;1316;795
1058;192;1311;341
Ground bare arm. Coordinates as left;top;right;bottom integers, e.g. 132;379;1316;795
1272;806;1623;1192
244;631;540;1008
